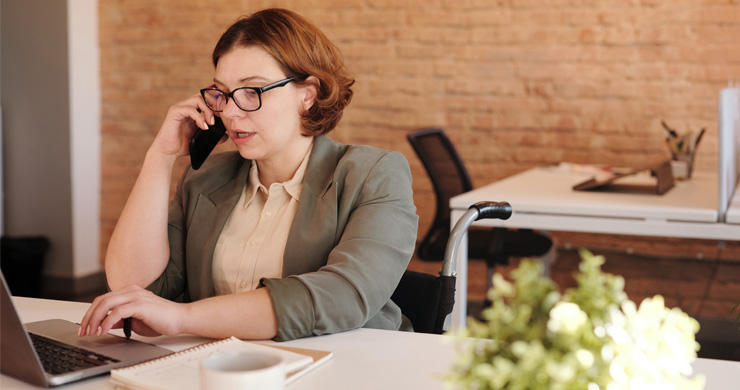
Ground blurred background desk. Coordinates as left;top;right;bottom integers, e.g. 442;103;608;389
449;167;740;329
3;296;739;390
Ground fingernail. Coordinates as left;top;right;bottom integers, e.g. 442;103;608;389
96;327;102;337
77;326;82;336
202;122;209;130
210;116;215;125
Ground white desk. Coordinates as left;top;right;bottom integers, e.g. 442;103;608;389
3;297;738;390
3;297;453;390
449;167;740;328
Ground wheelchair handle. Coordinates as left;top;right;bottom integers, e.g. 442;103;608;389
470;201;512;221
440;201;513;277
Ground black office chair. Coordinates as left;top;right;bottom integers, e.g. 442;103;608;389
391;201;513;334
406;128;553;291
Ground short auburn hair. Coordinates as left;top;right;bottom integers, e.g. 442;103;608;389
212;8;355;136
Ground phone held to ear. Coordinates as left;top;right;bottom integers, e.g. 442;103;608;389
189;116;227;170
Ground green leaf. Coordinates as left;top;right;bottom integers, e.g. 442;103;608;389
731;302;740;330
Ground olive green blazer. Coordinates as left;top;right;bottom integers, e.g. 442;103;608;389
147;135;419;341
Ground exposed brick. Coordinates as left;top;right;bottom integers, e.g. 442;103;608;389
99;2;740;317
698;298;739;319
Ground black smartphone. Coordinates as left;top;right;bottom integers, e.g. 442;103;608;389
189;116;227;170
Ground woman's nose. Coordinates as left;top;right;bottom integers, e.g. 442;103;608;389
219;98;245;120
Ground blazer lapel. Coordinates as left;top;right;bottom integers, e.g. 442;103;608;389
186;157;251;299
283;136;343;276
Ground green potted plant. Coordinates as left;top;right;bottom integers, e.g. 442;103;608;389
446;249;705;390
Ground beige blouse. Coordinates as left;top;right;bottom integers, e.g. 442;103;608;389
211;145;312;295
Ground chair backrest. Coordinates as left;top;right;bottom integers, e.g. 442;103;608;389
390;270;451;334
407;128;473;260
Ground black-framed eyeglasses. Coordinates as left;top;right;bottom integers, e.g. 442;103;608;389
200;77;296;112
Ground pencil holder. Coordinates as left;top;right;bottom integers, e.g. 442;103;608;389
661;121;704;180
670;153;695;179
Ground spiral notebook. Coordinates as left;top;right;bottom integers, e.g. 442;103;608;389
111;336;332;390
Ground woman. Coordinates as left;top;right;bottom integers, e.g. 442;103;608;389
79;8;418;341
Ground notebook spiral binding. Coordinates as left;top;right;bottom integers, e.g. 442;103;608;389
113;337;234;371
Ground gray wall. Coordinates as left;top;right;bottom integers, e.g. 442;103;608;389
1;0;74;278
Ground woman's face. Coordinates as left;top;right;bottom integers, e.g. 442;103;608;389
212;45;313;164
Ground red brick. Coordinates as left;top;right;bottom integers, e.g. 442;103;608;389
99;2;740;320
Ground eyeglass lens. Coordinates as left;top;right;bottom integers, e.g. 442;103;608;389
203;88;261;112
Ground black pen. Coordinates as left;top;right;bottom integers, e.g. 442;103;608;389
661;120;678;138
694;128;705;149
123;318;132;340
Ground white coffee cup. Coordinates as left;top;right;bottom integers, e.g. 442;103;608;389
200;351;285;390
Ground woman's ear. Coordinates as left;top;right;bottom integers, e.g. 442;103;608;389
301;76;320;111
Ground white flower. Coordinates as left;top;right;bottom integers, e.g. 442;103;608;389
547;301;588;336
576;349;595;368
602;295;704;390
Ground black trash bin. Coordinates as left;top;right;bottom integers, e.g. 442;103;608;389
0;236;50;297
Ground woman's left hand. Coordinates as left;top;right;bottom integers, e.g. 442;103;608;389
78;285;188;338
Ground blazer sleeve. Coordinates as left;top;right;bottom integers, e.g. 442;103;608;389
144;169;189;301
262;150;419;341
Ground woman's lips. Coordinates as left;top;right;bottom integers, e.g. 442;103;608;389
230;130;255;144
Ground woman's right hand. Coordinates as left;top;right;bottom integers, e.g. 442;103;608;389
150;93;217;158
79;285;188;338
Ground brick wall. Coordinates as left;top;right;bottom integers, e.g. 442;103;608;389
98;1;740;313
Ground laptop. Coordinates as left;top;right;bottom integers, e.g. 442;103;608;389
0;273;172;387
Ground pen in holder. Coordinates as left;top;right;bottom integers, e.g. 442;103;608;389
662;121;704;180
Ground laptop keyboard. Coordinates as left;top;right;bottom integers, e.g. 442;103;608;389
30;333;120;375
